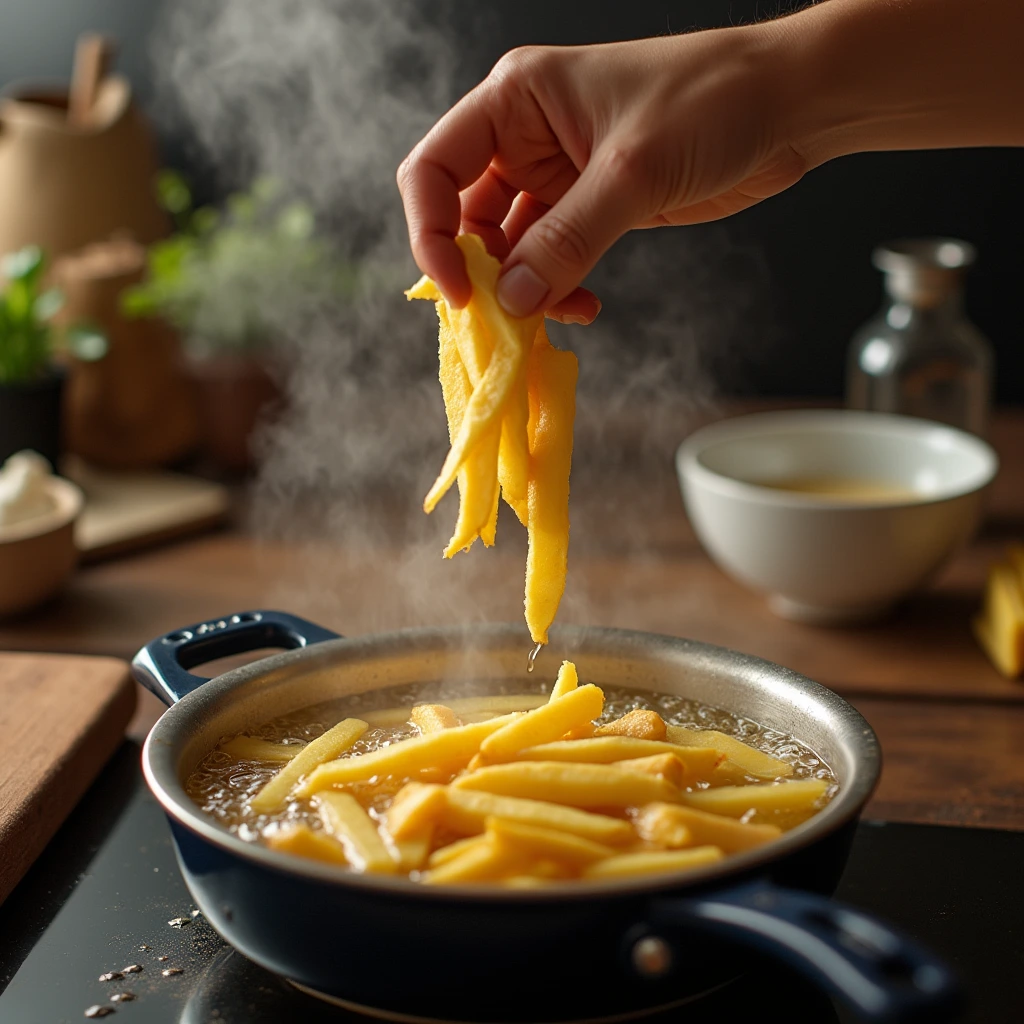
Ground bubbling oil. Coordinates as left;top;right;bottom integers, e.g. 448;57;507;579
185;678;837;843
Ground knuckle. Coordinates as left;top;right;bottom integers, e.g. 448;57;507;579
488;45;551;91
396;156;411;191
532;214;591;272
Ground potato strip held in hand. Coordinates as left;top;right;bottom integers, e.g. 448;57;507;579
405;234;578;646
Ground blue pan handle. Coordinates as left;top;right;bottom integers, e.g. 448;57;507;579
635;880;962;1022
131;610;341;705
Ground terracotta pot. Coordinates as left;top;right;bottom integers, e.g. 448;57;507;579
55;238;200;469
0;77;166;264
188;353;282;474
0;369;65;466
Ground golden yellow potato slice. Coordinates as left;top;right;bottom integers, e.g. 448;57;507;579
549;660;579;701
219;737;306;763
635;802;782;853
513;737;722;781
422;836;524;885
486;816;615;868
479;683;603;761
524;325;578;645
315;791;397;873
453;760;680;809
583;846;724;880
681;778;830;830
443;789;634;845
264;824;349;866
612;753;685;787
249;718;368;814
385;782;448;840
665;725;793;781
595;708;667;741
409;704;462;733
297;714;519;795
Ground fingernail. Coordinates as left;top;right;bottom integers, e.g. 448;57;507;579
497;264;549;318
548;313;589;325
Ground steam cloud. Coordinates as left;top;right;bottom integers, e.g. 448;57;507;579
150;0;776;635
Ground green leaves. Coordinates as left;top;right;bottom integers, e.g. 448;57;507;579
122;171;359;353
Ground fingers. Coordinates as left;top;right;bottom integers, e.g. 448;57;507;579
460;167;518;262
397;87;499;307
497;145;651;317
546;287;602;325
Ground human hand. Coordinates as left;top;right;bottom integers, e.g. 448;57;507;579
397;25;807;324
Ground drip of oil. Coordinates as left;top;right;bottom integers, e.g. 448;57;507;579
527;642;543;673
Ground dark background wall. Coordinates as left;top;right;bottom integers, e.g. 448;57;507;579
2;0;1021;402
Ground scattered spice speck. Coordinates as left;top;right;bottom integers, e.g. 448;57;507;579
98;972;123;982
138;944;151;951
161;967;184;977
168;917;191;928
84;1007;114;1019
157;956;169;962
110;993;136;1004
190;909;201;918
121;965;143;974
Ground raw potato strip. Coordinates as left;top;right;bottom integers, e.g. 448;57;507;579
443;788;634;845
583;846;724;880
265;824;350;866
436;304;501;555
453;760;680;808
666;725;793;781
296;715;519;795
635;803;781;854
549;660;578;701
499;354;530;524
681;779;829;826
524;325;578;645
421;235;542;514
423;835;523;885
386;782;448;840
249;718;368;814
515;737;722;779
316;791;396;873
480;683;603;761
220;737;306;762
614;753;685;787
427;834;489;868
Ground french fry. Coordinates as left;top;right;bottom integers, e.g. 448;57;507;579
385;782;448;840
387;833;432;872
422;836;524;884
427;834;490;868
523;325;577;645
410;704;462;733
498;356;531;525
420;235;542;515
480;683;604;761
595;708;667;741
666;725;793;781
635;802;782;853
453;761;680;809
358;694;548;729
583;846;724;880
297;714;519;796
681;778;829;829
249;718;368;814
220;737;306;762
315;791;396;873
549;660;579;701
486;816;615;867
613;753;685;787
265;824;349;866
436;304;501;555
514;737;722;780
443;789;634;845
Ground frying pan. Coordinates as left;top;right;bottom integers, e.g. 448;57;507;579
133;611;962;1023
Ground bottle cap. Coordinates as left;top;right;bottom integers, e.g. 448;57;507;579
873;238;975;307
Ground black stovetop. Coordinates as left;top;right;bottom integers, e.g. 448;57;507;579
1;742;1021;1024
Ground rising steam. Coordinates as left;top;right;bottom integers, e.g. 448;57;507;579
149;0;776;635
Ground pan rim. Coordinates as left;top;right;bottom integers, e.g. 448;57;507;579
143;622;880;902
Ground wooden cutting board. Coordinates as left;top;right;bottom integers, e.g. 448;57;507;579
0;652;136;904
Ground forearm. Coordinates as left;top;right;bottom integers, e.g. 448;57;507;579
772;0;1024;164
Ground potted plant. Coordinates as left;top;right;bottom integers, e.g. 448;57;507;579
0;246;105;466
123;174;356;473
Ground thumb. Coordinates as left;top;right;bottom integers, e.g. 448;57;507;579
496;147;650;318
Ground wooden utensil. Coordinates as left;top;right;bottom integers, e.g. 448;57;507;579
68;34;116;129
0;652;135;904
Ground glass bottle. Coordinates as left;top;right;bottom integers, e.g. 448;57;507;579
846;238;993;436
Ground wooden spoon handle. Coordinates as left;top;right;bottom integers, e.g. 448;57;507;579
68;33;116;128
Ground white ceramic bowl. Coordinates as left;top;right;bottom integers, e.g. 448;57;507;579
676;410;998;624
0;476;83;617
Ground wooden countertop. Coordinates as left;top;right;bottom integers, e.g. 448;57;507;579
3;405;1022;831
